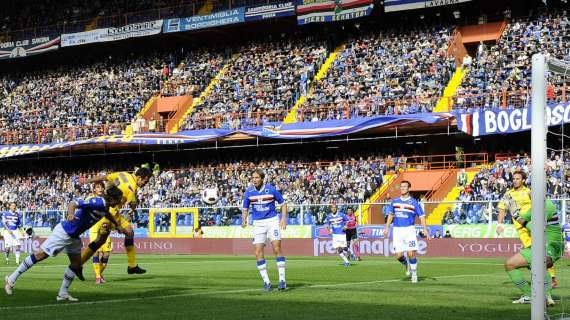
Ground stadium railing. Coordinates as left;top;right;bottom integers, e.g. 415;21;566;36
11;199;569;233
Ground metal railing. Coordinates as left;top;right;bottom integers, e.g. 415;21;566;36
5;199;568;232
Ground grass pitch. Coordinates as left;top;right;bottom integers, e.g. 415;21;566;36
1;255;569;319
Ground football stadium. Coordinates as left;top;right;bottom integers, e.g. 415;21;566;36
0;0;570;319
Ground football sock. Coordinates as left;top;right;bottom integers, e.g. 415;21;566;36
14;249;20;264
59;267;76;296
257;259;270;284
100;256;109;275
507;269;531;297
409;257;417;275
125;238;137;268
339;252;349;264
9;254;37;284
92;256;101;278
276;257;286;283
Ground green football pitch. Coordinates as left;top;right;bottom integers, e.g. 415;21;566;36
1;255;569;320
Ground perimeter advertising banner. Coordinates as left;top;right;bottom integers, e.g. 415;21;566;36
296;0;374;25
456;102;570;137
313;225;443;238
384;0;471;12
313;238;526;257
3;237;544;257
163;8;245;33
0;36;60;60
443;224;520;238
61;20;163;47
202;225;312;238
245;2;296;21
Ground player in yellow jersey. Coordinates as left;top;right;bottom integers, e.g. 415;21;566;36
79;166;153;274
88;181;113;284
496;170;558;287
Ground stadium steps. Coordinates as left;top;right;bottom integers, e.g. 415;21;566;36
425;170;478;225
432;66;467;112
283;44;345;124
170;57;234;133
123;96;158;135
360;174;395;224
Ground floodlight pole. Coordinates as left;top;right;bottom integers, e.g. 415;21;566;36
530;53;547;320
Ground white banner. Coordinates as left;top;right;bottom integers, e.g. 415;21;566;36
61;20;163;47
384;0;471;12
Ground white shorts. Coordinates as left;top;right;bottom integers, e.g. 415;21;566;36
252;216;281;245
392;226;419;253
40;224;82;257
2;229;24;248
332;234;347;248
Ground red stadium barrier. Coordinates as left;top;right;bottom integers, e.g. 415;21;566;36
7;237;562;258
314;238;528;257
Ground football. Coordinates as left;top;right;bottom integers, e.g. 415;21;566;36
201;187;220;205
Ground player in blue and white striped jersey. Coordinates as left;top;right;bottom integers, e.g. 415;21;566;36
4;185;123;301
325;205;350;267
2;202;24;265
383;180;429;283
242;169;287;292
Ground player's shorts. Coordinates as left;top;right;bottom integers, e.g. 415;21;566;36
40;224;82;257
392;226;419;253
252;216;281;245
521;241;564;266
2;229;24;248
514;220;532;248
332;233;347;248
89;226;113;253
346;228;358;242
94;207;131;234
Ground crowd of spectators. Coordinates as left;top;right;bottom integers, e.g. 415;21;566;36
443;151;570;224
0;48;223;144
299;25;453;122
1;0;231;37
455;10;570;111
180;36;328;130
0;151;393;227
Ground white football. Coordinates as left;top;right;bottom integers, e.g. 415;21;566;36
201;188;220;205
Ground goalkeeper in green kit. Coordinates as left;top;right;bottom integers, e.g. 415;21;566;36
504;199;563;306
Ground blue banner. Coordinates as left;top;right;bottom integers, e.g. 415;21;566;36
245;2;295;21
163;8;245;33
456;102;570;137
384;0;471;12
0;114;452;159
296;0;374;25
313;225;443;239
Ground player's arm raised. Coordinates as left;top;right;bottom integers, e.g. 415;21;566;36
78;174;107;185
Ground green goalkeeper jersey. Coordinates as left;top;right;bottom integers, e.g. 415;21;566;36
519;199;563;244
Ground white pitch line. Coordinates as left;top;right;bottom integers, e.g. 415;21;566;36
0;272;505;311
0;259;506;271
